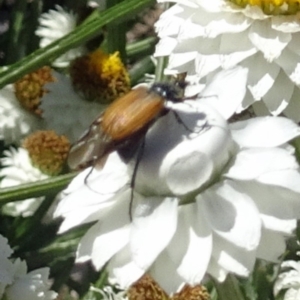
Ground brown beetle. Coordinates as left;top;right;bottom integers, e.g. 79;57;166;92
67;81;186;170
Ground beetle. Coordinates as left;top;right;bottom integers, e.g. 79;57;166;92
67;81;187;170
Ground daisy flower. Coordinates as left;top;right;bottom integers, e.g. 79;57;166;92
0;235;14;298
35;5;84;68
155;0;300;121
0;131;70;217
5;259;57;300
0;234;57;300
0;85;41;144
54;67;300;294
274;257;300;299
41;71;105;142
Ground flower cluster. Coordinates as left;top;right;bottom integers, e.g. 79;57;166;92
0;234;57;300
2;0;300;299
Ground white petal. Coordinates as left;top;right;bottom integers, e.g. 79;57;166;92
207;258;228;282
166;204;212;285
154;37;178;57
195;53;222;78
107;245;145;289
55;153;130;232
212;235;256;277
201;11;251;38
225;148;298;180
284;87;300;122
155;5;185;38
76;193;131;270
272;15;300;33
200;181;261;250
241;53;280;101
130;197;178;269
167;51;198;74
149;251;184;294
199;67;248;119
248;21;291;62
234;181;300;230
256;228;286;262
258;169;300;195
261;70;293;115
220;31;257;69
261;214;296;234
230;117;300;148
275;47;300;86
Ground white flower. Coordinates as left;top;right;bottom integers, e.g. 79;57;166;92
54;67;300;294
0;235;57;300
5;259;57;300
0;235;14;299
41;71;105;142
0;85;41;144
274;259;300;299
155;0;300;121
35;5;84;68
0;147;48;217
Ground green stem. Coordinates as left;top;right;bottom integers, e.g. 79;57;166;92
25;0;42;55
106;0;127;62
129;56;155;85
126;36;157;59
155;55;168;82
0;0;155;88
214;274;246;300
0;173;76;204
5;0;27;64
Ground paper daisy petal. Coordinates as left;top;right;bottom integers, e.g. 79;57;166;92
257;170;300;194
149;251;184;294
212;236;256;277
199;67;248;119
225;148;298;180
107;245;145;290
207;258;228;283
167;203;212;285
201;181;261;251
236;181;300;226
256;228;286;262
76;196;131;269
248;21;291;61
230;117;300;148
130;197;178;270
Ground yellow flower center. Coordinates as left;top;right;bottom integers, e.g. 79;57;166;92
228;0;300;15
22;130;70;176
14;66;55;115
70;49;131;104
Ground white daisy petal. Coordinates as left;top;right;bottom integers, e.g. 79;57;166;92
107;245;145;290
200;181;261;251
225;148;298;180
199;66;248;119
248;20;291;62
256;228;286;262
230;117;300;148
149;251;184;294
131;197;178;270
76;196;131;270
212;235;256;277
166;204;212;285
